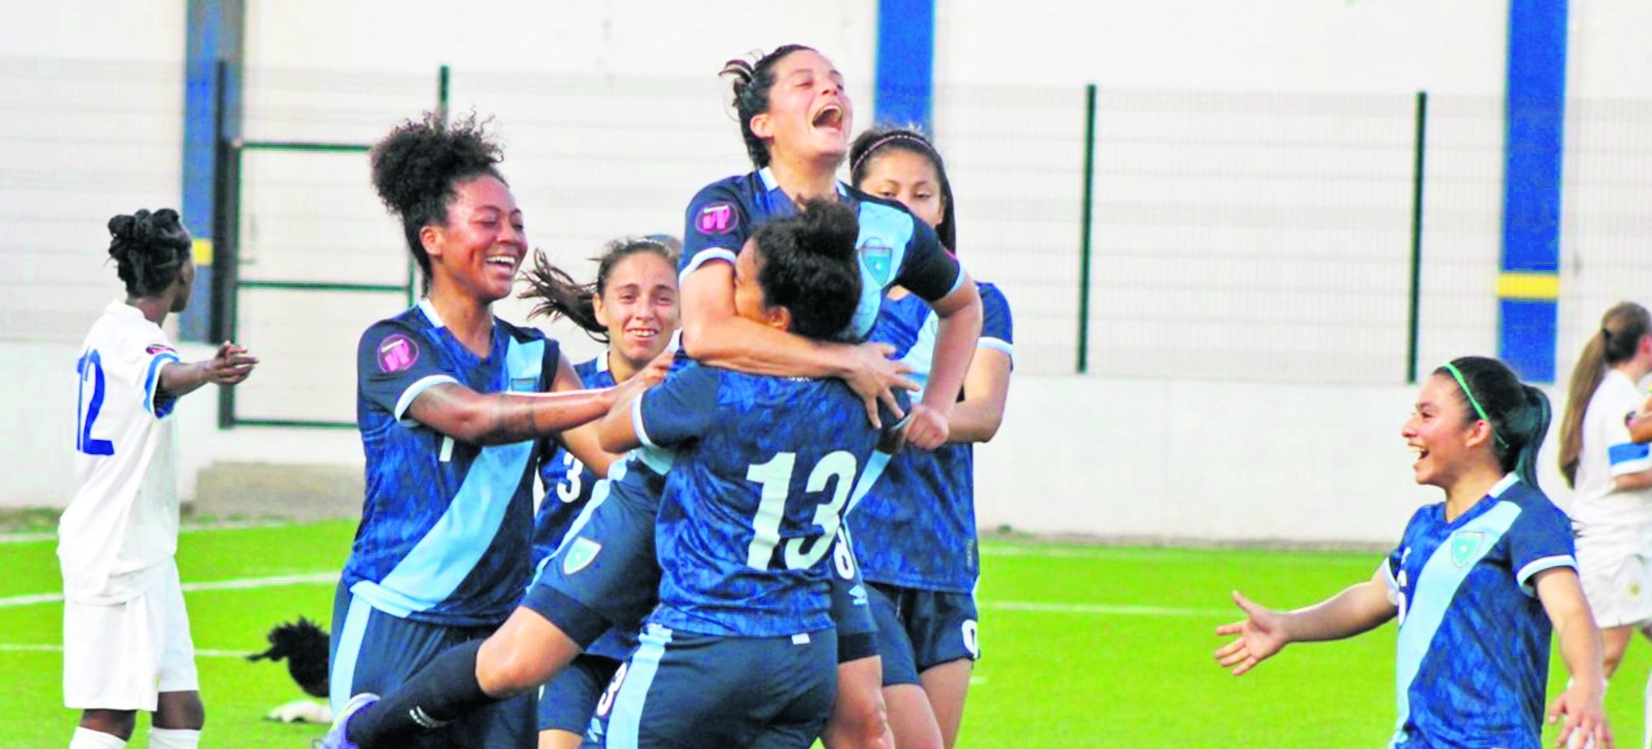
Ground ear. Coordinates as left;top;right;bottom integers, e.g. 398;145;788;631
762;304;792;333
1463;419;1494;450
750;112;774;141
420;225;443;259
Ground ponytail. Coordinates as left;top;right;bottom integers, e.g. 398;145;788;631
1558;302;1652;486
520;236;680;344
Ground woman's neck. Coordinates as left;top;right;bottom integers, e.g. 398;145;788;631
126;295;170;327
607;348;641;385
1443;460;1507;521
428;288;494;357
767;154;841;204
1615;359;1651;385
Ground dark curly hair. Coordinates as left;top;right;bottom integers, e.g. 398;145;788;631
720;45;814;169
521;235;681;343
849;125;957;250
106;208;192;297
369;111;505;292
749;199;861;340
1435;355;1551;488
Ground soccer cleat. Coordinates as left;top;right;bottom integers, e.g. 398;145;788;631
316;693;378;749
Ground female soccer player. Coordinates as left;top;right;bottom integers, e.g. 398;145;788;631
1557;303;1652;744
60;208;257;749
321;46;980;749
584;199;899;748
1214;356;1612;749
521;236;681;749
845;126;1014;749
327;112;654;749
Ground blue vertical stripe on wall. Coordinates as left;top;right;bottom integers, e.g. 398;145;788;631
180;0;242;342
874;0;935;131
1497;0;1568;383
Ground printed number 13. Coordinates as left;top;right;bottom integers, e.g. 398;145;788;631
76;351;114;456
744;451;858;571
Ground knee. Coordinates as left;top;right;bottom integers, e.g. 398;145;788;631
475;636;550;699
79;709;138;741
155;692;205;730
826;693;892;749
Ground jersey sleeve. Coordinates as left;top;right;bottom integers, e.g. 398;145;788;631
635;364;723;449
893;219;964;303
977;283;1015;363
135;342;183;419
357;321;458;422
680;181;751;282
1603;389;1652;476
1507;502;1578;597
1381;508;1426;602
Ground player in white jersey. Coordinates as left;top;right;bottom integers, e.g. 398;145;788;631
59;208;257;749
1557;302;1652;747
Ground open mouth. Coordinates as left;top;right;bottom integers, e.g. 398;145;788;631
812;104;844;132
485;253;520;271
1409;445;1429;466
625;327;660;341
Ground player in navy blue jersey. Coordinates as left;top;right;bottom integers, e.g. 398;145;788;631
844;126;1014;749
320;47;979;749
326;113;659;749
520;236;681;749
582;199;900;748
1214;356;1612;749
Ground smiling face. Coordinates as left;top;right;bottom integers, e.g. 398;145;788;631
593;250;680;372
856;147;946;230
1402;374;1494;489
422;175;525;303
750;49;852;168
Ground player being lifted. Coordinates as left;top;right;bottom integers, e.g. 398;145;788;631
520;235;681;749
59;208;257;749
1215;356;1612;749
320;44;980;749
327;112;654;749
845;126;1015;749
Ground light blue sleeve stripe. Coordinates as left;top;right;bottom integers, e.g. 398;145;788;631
355;338;543;616
1608;443;1652;473
1379;559;1399;598
978;338;1014;359
1516;554;1577;597
607;624;673;749
1392;501;1521;739
143;353;181;416
631;392;656;449
394;374;460;422
679;248;738;284
327;592;374;715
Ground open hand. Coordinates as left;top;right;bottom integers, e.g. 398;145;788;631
1548;680;1612;749
1213;591;1289;676
842;342;917;429
206;341;258;385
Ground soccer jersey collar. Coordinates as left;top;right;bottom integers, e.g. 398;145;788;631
417;298;444;328
596;348;611;374
757;167;849;198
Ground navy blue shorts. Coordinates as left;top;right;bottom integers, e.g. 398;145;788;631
865;582;979;687
829;531;879;663
539;653;623;734
328;584;535;749
585;625;837;749
524;477;663;648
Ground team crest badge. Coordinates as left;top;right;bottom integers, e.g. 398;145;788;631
377;334;419;373
510;377;537;392
1449;532;1484;568
859;239;894;288
696;201;738;235
561;537;602;575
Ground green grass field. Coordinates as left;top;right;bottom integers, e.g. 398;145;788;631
3;522;1645;748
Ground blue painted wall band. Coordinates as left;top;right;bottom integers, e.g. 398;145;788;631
874;0;935;132
1497;0;1567;383
180;0;243;342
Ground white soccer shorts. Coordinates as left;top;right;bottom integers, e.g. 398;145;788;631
62;559;199;710
1576;540;1652;629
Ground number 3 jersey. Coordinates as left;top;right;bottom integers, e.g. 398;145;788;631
636;362;906;638
1380;475;1576;749
344;301;561;628
59;301;185;605
533;355;612;566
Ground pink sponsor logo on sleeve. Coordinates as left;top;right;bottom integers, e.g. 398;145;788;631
377;334;420;374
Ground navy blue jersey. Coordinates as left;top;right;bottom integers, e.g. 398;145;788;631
1381;475;1577;749
533;355;613;566
848;283;1014;592
681;168;965;340
638;363;905;637
343;301;559;627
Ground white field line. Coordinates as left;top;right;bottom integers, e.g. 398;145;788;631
0;572;340;609
0;520;290;545
0;643;250;659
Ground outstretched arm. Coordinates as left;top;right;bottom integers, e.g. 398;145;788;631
678;261;915;427
1213;571;1395;676
551;353;668;477
159;340;258;397
1536;567;1613;749
406;379;624;448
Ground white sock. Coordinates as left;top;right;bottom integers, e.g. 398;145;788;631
69;727;126;749
148;728;200;749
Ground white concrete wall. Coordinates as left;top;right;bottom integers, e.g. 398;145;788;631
0;1;1644;545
